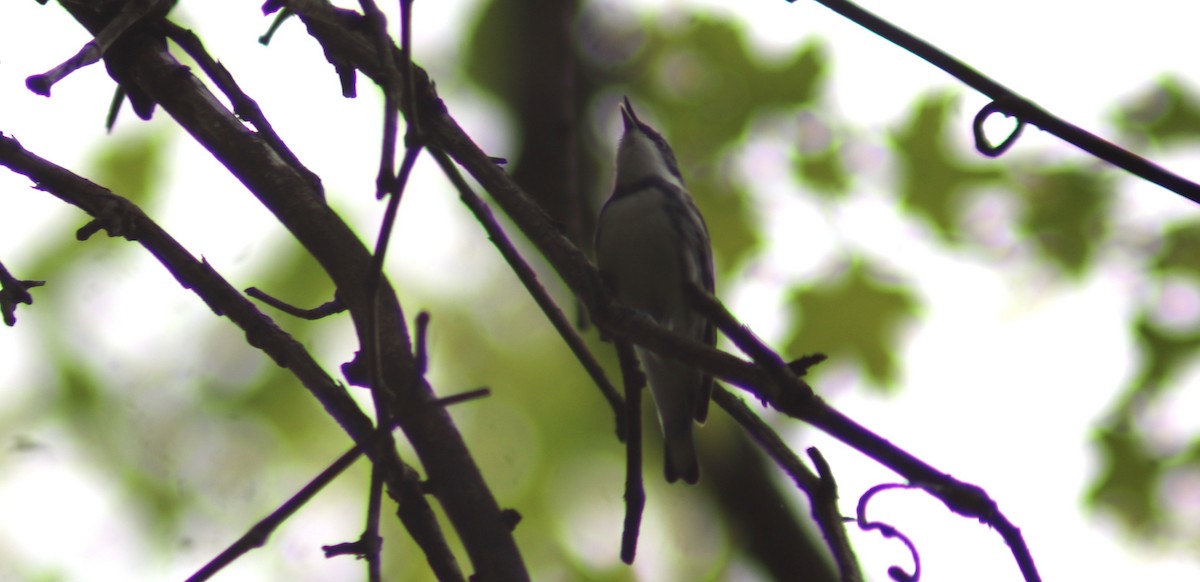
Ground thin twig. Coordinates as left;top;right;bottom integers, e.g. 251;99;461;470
398;0;420;140
245;287;345;320
798;0;1200;205
0;133;465;581
807;448;862;582
687;284;814;411
431;387;491;408
187;444;363;582
363;463;385;581
854;484;922;582
258;8;293;45
712;388;820;494
352;4;417;565
712;388;861;581
427;147;627;440
357;0;402;199
25;0;171;96
0;259;44;327
30;2;527;575
366;146;422;294
615;341;645;564
160;20;324;198
414;310;432;374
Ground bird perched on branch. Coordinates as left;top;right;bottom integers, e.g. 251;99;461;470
594;97;715;485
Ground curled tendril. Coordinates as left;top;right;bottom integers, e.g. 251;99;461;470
973;99;1026;157
855;483;922;582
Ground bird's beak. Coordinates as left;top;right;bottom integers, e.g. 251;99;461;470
620;96;639;131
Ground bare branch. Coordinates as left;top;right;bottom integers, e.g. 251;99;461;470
0;133;463;581
188;445;363;582
0;258;44;326
30;3;528;576
267;7;1040;576
615;341;645;564
427;147;626;439
245;286;345;319
798;0;1200;205
713;389;861;581
26;0;174;98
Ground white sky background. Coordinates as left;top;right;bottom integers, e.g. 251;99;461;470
2;0;1200;581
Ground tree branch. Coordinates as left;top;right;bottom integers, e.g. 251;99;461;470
270;4;1041;578
33;2;527;578
797;0;1200;205
0;259;44;326
0;131;465;579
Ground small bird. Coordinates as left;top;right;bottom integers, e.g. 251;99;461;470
594;97;715;485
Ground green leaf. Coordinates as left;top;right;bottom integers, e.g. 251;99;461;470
1152;219;1200;276
691;177;757;276
1115;77;1200;147
88;129;169;206
783;258;920;387
636;20;827;162
1087;424;1163;533
1018;165;1112;276
793;139;851;198
891;93;1004;238
1128;314;1200;399
462;0;520;102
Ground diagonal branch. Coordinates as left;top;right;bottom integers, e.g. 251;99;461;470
796;0;1200;205
37;3;528;578
427;147;626;438
0;132;463;582
713;388;862;582
269;20;1040;581
0;259;44;326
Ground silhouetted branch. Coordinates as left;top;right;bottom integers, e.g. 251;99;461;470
795;0;1200;205
188;445;363;582
193;378;487;582
0;133;464;581
15;2;1076;579
245;286;345;319
0;258;44;326
257;7;293;45
357;0;402;200
855;484;922;582
712;389;862;581
427;146;626;439
26;0;174;97
807;448;862;582
160;20;323;197
33;2;526;575
270;5;1040;576
615;341;646;564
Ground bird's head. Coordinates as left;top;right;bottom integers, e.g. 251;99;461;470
615;96;684;190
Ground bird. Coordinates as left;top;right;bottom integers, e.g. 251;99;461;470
594;96;715;485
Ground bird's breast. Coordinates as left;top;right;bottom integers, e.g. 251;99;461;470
596;188;686;320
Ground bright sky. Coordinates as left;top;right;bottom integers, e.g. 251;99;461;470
2;1;1200;581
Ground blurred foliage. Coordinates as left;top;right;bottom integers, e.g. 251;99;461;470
1115;77;1200;147
784;259;919;387
1087;424;1164;533
88;128;168;208
10;1;1200;579
627;21;825;271
1151;219;1200;274
1128;312;1200;400
791;112;852;198
892;92;1005;239
1087;95;1200;537
627;20;826;163
1016;164;1113;277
